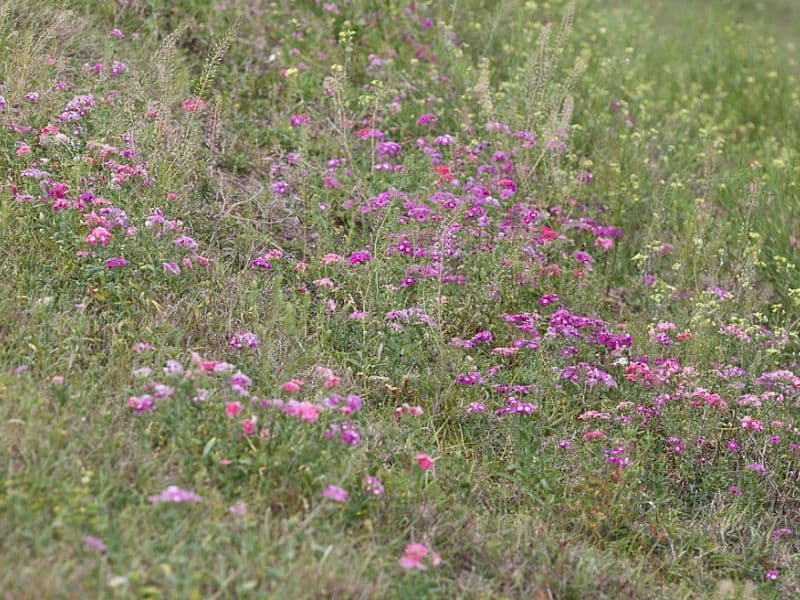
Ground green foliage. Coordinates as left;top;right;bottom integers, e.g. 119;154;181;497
1;0;799;598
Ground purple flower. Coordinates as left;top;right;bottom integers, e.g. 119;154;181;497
174;235;198;250
348;250;372;265
59;94;95;122
322;485;349;502
364;476;384;497
771;528;793;538
251;256;272;270
162;261;180;275
105;256;128;269
417;113;437;126
230;331;260;350
148;485;202;504
127;394;155;413
111;61;127;77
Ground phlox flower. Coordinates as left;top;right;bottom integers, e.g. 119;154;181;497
163;359;184;376
395;403;424;417
225;401;243;417
229;502;247;516
148;485;202;504
230;331;260;350
82;536;107;552
321;253;344;265
771;528;793;538
316;366;341;388
109;28;124;38
105;256;128;269
322;485;348;502
281;379;304;393
348;250;372;265
174;235;198;250
364;476;384;497
415;453;434;471
182;97;206;113
86;227;111;246
765;570;779;581
740;416;763;431
162;261;180;275
241;417;257;436
399;543;441;570
290;114;310;127
128;394;155;413
283;400;321;422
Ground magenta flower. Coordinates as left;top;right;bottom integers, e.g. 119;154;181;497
225;401;243;418
251;255;273;269
105;256;128;269
148;485;202;504
109;28;125;38
417;113;437;126
765;569;779;580
348;250;372;265
415;453;434;471
322;485;348;502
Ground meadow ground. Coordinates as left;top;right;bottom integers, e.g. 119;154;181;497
1;0;799;598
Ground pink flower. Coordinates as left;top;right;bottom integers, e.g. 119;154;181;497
109;28;125;38
182;97;206;113
229;502;247;516
241;417;257;436
85;226;111;246
316;366;341;388
225;401;242;417
283;400;321;422
583;429;606;440
415;453;434;470
321;253;343;265
281;379;304;393
148;485;202;504
399;543;441;570
82;535;107;552
740;416;763;431
765;569;779;581
322;485;348;502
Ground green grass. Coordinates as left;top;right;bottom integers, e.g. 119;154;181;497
1;0;799;598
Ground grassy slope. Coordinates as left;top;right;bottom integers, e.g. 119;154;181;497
1;0;799;598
